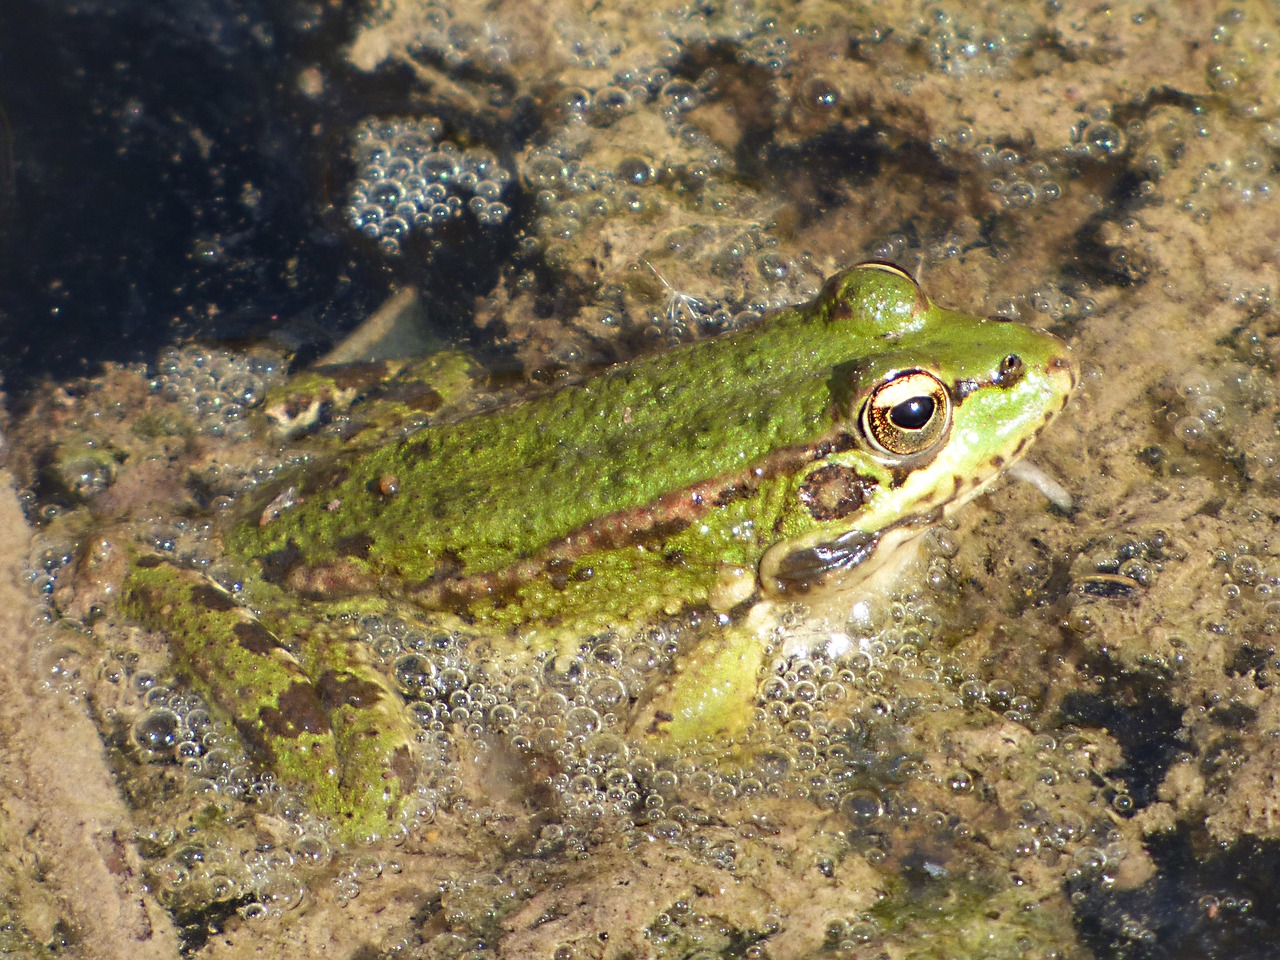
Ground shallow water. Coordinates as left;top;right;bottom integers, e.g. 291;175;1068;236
4;2;1280;958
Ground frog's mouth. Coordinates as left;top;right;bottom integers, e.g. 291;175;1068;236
758;508;942;599
758;450;1053;604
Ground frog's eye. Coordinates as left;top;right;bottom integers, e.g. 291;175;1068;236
861;369;952;457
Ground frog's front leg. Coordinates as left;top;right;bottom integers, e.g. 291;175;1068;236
122;558;416;841
629;617;770;747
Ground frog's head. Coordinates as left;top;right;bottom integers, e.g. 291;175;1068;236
760;262;1077;595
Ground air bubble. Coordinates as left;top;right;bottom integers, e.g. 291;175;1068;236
660;80;701;112
133;708;182;756
1175;416;1206;445
839;789;884;823
1084;122;1126;157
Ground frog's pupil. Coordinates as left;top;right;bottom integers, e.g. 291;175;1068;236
890;396;935;430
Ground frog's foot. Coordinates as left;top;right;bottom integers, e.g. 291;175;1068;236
628;622;768;749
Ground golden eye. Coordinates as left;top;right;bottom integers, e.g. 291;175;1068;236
861;369;951;457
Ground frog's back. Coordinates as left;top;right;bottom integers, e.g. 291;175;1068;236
233;284;860;587
228;263;1073;629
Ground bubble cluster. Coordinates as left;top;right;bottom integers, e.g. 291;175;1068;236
980;282;1098;331
911;8;1037;77
925;123;1073;211
1073;531;1178;601
1202;6;1277;111
978;142;1066;208
1182;150;1278;216
357;611;669;833
152;344;282;440
336;564;1137;956
1128;95;1279;231
1162;353;1280;489
517;110;814;354
867;231;971;271
1209;536;1280;619
668;3;788;73
382;0;512;72
149;830;312;922
24;535;77;600
346;117;512;256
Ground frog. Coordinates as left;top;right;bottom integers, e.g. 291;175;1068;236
116;262;1076;841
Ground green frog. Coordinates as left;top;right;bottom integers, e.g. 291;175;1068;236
118;263;1076;840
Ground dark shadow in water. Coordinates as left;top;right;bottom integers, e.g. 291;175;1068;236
0;1;380;395
1058;659;1187;810
1073;827;1280;960
0;0;437;399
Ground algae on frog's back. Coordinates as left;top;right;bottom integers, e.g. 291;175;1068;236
232;265;1073;631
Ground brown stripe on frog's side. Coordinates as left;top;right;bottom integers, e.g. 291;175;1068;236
517;425;858;571
279;430;867;614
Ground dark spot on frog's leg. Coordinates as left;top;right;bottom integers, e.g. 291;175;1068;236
389;744;417;794
260;540;304;586
234;720;276;765
260;682;332;738
134;555;164;569
190;583;237;613
233;620;280;656
335;533;374;559
799;465;875;521
315;670;390;711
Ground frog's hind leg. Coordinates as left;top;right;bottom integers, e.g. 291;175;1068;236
122;559;414;842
